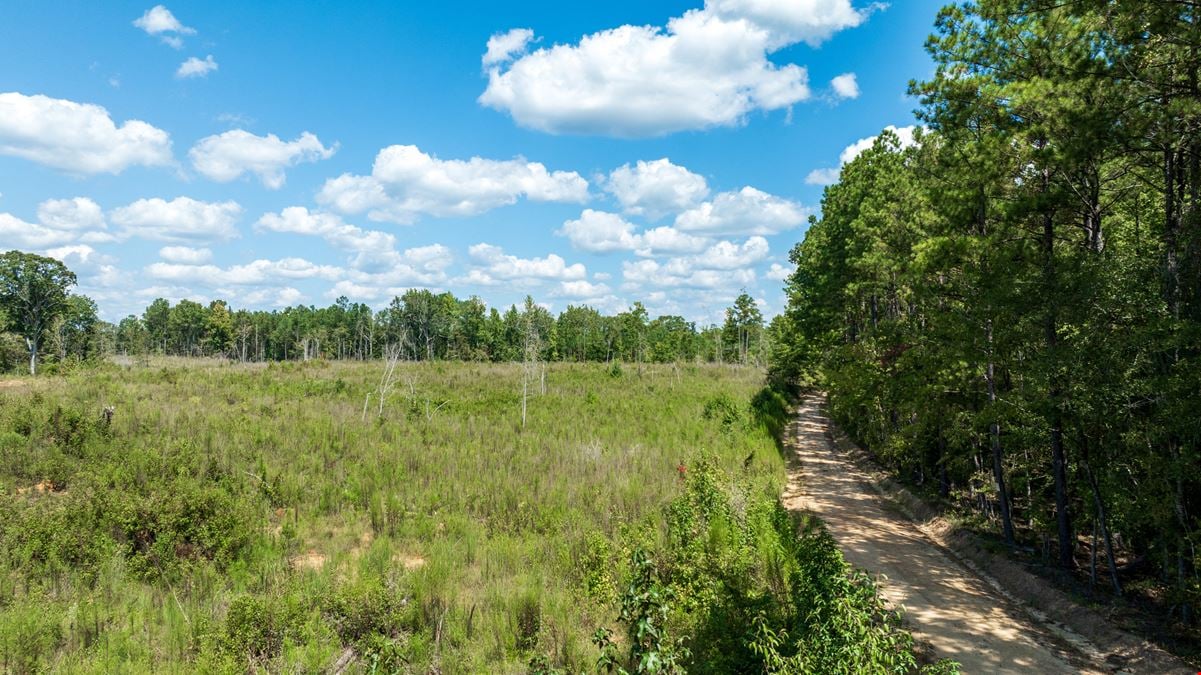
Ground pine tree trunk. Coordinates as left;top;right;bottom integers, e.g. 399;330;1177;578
986;320;1016;548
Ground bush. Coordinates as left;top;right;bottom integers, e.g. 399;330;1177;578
701;394;743;429
596;460;956;674
323;576;420;670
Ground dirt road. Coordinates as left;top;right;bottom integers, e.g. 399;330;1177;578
782;397;1102;674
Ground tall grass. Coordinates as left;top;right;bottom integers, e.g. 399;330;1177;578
0;359;785;671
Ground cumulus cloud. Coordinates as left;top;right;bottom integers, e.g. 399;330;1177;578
553;280;612;298
675;186;808;235
0;197;115;249
190;130;336;188
44;244;123;285
0;92;173;174
146;257;341;286
766;262;792;281
605;158;709;218
177;55;218;79
36;197;106;231
708;0;873;47
134;5;194;35
254;206;419;274
830;72;859;99
480;1;877;137
806;124;918;185
133;5;195;48
461;243;586;286
620;234;767;295
256;207;388;252
239;286;306;307
483;28;535;66
637;226;711;255
0;213;77;249
110;196;242;242
317;144;589;224
159;245;212;264
623;257;756;290
692;236;770;269
558;210;641;253
558;209;709;256
324;243;456;300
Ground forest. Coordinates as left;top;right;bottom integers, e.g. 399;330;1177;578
772;0;1201;642
0;250;768;372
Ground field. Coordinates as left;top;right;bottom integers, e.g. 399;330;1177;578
0;360;796;672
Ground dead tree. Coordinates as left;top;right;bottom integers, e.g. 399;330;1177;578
363;341;404;421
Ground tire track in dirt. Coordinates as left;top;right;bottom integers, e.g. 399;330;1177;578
782;396;1103;674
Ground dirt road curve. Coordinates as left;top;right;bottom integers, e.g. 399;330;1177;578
782;397;1102;674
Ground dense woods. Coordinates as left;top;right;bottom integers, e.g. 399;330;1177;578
774;0;1201;631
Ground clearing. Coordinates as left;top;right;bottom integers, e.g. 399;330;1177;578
783;396;1110;674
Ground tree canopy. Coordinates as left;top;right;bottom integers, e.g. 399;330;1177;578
772;0;1201;626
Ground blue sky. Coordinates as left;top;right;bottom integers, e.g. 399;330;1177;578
0;0;943;323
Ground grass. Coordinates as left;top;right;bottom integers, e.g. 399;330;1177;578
0;359;787;672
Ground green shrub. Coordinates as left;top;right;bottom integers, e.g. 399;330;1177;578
701;394;743;429
323;575;420;670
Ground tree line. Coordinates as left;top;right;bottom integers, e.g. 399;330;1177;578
0;250;768;372
773;0;1200;625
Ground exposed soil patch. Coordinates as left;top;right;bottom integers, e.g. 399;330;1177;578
16;480;66;496
291;550;327;570
395;554;426;570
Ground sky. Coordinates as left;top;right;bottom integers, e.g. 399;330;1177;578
0;0;944;325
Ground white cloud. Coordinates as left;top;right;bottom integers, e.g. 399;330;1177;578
553;280;612;298
317;144;588;224
605;158;709;218
133;5;195;35
803;167;841;186
620;235;766;293
479;1;877;137
44;244;119;280
110;196;242;242
240;286;306;307
255;207;423;274
675;186;808;235
326;243;456;299
806;124;918;185
256;207;390;252
0;213;76;249
0;92;173;174
692;236;769;269
36;197;105;231
177;55;218;79
558;209;710;256
134;5;195;47
706;0;873;47
462;243;586;286
159;245;212;264
558;210;642;253
623;257;756;290
830;72;859;99
637;226;710;255
190;130;336;188
483;28;535;66
146;257;341;286
0;197;115;249
766;262;792;281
